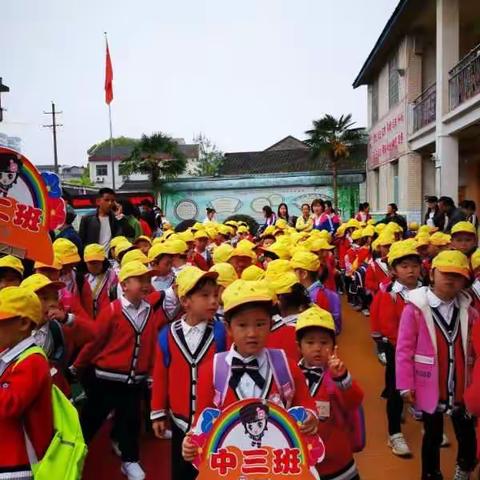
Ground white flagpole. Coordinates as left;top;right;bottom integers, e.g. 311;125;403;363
105;32;115;190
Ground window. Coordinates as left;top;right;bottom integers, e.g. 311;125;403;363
96;164;108;176
388;52;399;108
371;79;379;125
392;162;399;205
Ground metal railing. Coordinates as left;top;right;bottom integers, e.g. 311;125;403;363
449;42;480;110
412;83;436;132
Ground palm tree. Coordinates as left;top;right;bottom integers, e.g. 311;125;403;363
305;114;366;209
119;133;186;200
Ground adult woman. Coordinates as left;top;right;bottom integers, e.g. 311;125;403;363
319;200;341;233
355;202;372;223
311;198;325;230
296;203;313;232
277;203;290;224
262;205;277;227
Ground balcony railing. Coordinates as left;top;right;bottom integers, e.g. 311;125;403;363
449;42;480;110
412;83;436;132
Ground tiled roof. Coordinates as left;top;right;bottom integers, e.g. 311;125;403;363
264;136;309;151
89;143;199;161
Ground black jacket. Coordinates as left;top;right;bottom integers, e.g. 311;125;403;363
379;213;408;233
79;211;123;247
445;208;467;233
424;207;445;230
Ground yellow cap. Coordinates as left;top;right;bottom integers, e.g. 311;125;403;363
290;250;320;272
176;266;218;298
178;229;195;243
192;222;205;231
110;236;128;249
119;260;157;282
241;265;266;281
237;225;249;234
225;220;238;228
121;249;149;267
471;248;480;271
362;225;375;237
308;238;335;252
387;240;420;265
377;231;395;247
34;256;62;271
83;243;106;263
218;224;234;237
53;238;81;265
222;279;275;313
194;229;209;240
367;219;377;226
265;259;293;280
228;244;257;261
430;232;451;246
166;239;189;255
261;225;276;237
431;250;470;279
133;235;152;246
275;219;288;230
351;229;363;241
451;221;476;236
147;240;180;262
375;223;386;235
385;222;403;233
409;222;419;231
263;242;291;260
237;239;256;250
209;263;238;288
345;218;361;230
271;271;300;295
21;273;65;293
295;305;335;333
0;286;42;324
0;255;24;275
415;234;430;248
213;244;234;264
115;241;134;259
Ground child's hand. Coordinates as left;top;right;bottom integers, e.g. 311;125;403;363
182;432;198;462
152;419;168;439
48;307;67;323
327;346;347;379
402;390;416;405
299;411;318;435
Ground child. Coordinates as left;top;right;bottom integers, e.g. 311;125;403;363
296;305;364;480
82;243;118;319
267;271;311;360
212;243;234;264
148;241;176;291
396;250;478;479
241;264;266;281
310;238;337;292
291;250;341;334
182;279;318;463
228;243;257;277
0;286;53;479
34;257;63;281
133;235;152;255
450;221;477;257
365;232;394;295
192;230;212;271
151;266;226;480
0;255;24;289
73;260;166;480
370;240;422;457
469;248;480;314
209;262;238;321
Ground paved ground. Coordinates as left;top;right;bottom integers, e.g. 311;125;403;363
83;298;468;479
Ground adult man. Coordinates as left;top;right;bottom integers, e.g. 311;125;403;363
379;203;407;233
424;195;444;229
438;196;467;233
459;200;478;230
79;187;121;251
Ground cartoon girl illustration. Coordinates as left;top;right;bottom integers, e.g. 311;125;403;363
0;153;22;197
239;402;270;448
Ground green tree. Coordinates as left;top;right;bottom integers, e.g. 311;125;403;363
87;136;138;155
67;168;94;187
305;114;367;208
193;133;224;176
119;132;186;198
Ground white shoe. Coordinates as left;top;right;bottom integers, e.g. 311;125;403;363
121;462;145;480
388;433;412;457
441;433;450;448
453;465;470;480
112;440;122;457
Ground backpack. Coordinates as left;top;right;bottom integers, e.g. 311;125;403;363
324;374;366;453
15;347;87;480
213;348;294;409
158;319;227;368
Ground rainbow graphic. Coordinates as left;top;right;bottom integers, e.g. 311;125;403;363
205;400;308;462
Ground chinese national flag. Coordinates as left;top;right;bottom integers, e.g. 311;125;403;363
105;41;113;105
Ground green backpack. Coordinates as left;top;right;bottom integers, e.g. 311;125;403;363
15;346;87;480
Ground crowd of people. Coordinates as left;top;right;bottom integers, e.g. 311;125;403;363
1;188;480;480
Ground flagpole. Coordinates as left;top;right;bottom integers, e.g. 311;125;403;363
105;32;115;191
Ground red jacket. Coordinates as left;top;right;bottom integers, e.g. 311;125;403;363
80;269;118;319
74;294;166;383
193;348;316;426
150;319;225;432
306;369;363;478
322;253;337;291
365;258;389;294
267;317;299;361
190;251;212;271
0;341;53;474
370;283;406;345
337;237;351;269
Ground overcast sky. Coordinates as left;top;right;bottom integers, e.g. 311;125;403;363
1;0;398;167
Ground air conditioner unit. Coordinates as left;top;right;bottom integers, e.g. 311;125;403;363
96;177;105;183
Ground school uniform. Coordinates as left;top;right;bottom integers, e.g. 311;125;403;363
151;317;227;480
396;287;478;477
191;249;212;271
323;253;337;292
75;294;166;463
299;360;363;480
267;314;299;360
82;269;118;319
469;278;480;315
0;337;53;480
365;257;389;294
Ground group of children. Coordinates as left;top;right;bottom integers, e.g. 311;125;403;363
1;205;480;480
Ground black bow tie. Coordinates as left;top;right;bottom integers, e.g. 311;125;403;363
230;357;265;390
300;365;324;388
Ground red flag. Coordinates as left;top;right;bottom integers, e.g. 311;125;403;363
105;40;113;105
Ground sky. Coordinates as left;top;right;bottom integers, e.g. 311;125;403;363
1;0;399;167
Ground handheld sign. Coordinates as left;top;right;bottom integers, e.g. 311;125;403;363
191;399;325;479
0;147;65;263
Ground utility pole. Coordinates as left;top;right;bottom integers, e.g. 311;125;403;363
43;102;63;174
0;78;10;123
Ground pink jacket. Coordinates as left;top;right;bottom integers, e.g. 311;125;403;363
395;287;477;414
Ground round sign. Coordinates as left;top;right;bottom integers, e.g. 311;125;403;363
175;199;198;220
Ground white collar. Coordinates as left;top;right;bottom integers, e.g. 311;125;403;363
0;336;36;364
391;280;408;294
120;295;149;312
225;344;267;368
426;289;459;309
282;313;298;325
181;318;207;335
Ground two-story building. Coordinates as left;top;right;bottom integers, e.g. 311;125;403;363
354;0;480;221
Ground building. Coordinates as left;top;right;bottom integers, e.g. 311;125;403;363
35;164;86;182
87;138;199;190
149;136;366;224
353;0;480;221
